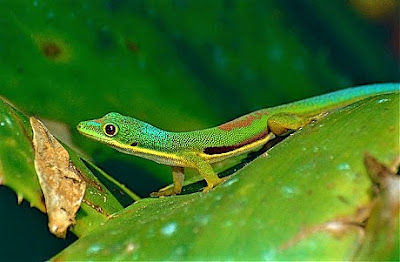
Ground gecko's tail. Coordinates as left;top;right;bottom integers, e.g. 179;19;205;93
269;82;400;114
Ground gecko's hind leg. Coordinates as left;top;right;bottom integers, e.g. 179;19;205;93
268;112;324;136
150;166;185;197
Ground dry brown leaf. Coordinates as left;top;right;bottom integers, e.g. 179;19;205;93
30;117;86;238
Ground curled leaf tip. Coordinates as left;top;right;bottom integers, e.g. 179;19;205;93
30;117;86;238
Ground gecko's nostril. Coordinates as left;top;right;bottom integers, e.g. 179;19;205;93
77;122;84;130
77;122;89;133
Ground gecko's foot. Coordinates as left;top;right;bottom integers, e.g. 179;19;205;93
202;176;229;193
150;186;181;198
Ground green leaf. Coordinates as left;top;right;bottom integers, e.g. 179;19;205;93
53;92;399;260
0;98;43;210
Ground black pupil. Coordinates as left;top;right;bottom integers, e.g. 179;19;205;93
105;124;116;135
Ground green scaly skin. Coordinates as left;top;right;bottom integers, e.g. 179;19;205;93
77;83;399;196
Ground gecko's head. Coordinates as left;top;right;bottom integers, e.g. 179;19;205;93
77;112;147;151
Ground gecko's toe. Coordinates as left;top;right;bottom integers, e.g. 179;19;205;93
202;176;229;193
150;186;181;198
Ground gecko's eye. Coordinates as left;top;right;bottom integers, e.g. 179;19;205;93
104;123;118;137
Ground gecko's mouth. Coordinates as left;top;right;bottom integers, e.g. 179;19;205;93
76;125;96;139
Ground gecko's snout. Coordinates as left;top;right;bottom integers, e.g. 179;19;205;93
76;121;86;132
76;121;92;134
76;120;103;136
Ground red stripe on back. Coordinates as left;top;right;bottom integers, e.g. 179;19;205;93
218;111;269;131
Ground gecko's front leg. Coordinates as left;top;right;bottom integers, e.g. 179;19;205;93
182;152;227;193
150;152;226;197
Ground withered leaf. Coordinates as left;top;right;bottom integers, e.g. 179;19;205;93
30;117;86;238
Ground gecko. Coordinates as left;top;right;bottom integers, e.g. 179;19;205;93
77;83;399;197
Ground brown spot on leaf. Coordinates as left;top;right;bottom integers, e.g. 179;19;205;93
33;34;72;63
125;40;139;53
218;111;269;131
337;195;350;204
326;182;335;190
42;42;62;58
82;198;105;215
30;117;86;238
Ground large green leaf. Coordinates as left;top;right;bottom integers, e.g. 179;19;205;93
53;93;399;260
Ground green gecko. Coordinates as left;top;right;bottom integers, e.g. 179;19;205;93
77;83;399;197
